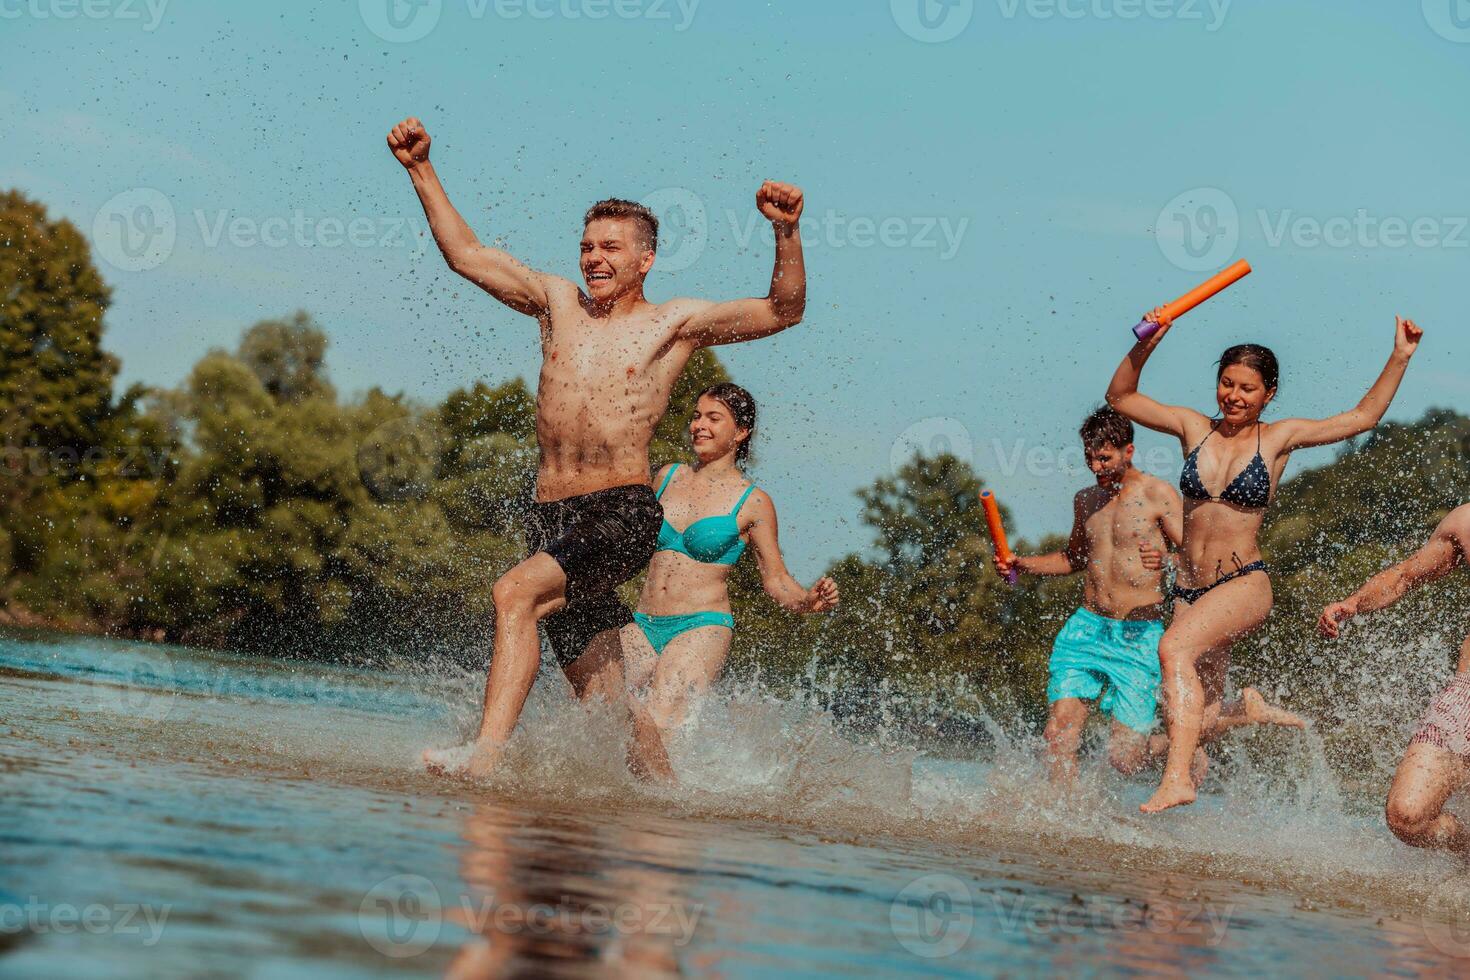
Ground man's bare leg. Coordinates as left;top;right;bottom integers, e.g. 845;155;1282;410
564;628;675;783
424;553;567;778
1385;741;1470;853
1043;699;1090;784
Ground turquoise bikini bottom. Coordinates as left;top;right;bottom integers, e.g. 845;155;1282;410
632;611;735;655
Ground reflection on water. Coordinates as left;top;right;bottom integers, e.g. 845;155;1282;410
3;628;1470;977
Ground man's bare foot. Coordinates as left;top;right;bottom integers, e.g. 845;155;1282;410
422;741;502;778
1190;748;1210;788
1242;688;1307;729
1140;777;1196;814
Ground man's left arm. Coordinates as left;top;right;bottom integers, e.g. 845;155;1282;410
678;181;805;347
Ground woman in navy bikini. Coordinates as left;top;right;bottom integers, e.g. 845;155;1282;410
620;382;839;779
1108;314;1424;813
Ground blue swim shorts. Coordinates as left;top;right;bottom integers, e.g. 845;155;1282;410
1046;607;1164;734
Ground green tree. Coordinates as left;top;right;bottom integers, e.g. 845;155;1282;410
0;190;119;482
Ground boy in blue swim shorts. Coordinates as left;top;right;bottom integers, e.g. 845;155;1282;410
997;408;1303;782
995;407;1181;782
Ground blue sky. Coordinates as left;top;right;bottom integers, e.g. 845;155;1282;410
4;1;1468;577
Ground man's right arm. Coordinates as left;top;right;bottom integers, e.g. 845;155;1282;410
388;117;554;316
998;493;1088;578
1318;506;1469;638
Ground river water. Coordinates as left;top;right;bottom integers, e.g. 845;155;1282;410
4;627;1470;977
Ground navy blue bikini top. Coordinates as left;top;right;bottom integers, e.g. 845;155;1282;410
1180;422;1273;510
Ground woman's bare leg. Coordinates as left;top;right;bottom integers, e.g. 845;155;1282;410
1143;574;1273;813
642;627;732;730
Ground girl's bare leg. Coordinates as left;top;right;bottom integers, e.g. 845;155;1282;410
1143;575;1272;813
642;627;732;733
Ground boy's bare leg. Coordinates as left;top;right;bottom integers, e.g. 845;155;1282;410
1044;699;1090;784
1385;741;1470;853
424;553;567;778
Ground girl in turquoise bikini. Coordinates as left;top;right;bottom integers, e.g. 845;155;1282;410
621;383;839;777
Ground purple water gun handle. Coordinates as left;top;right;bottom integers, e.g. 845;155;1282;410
1005;568;1019;586
1132;317;1162;342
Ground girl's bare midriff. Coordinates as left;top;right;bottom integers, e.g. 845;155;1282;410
1177;498;1267;590
638;551;735;616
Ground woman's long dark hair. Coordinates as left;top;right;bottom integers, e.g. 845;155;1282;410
1217;344;1280;393
699;383;757;467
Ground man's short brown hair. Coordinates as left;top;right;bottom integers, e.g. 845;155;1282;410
583;199;658;252
1079;405;1134;451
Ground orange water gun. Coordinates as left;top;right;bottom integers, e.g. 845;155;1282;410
1133;259;1252;341
979;490;1017;585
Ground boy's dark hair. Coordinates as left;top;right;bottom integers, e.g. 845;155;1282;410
583;199;658;252
1079;405;1134;451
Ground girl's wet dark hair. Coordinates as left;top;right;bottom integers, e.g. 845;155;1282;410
699;383;757;466
1217;344;1280;393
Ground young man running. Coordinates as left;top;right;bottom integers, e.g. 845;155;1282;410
1319;503;1470;852
997;407;1303;783
387;117;807;777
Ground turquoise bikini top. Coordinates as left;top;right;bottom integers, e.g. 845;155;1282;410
654;464;757;566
